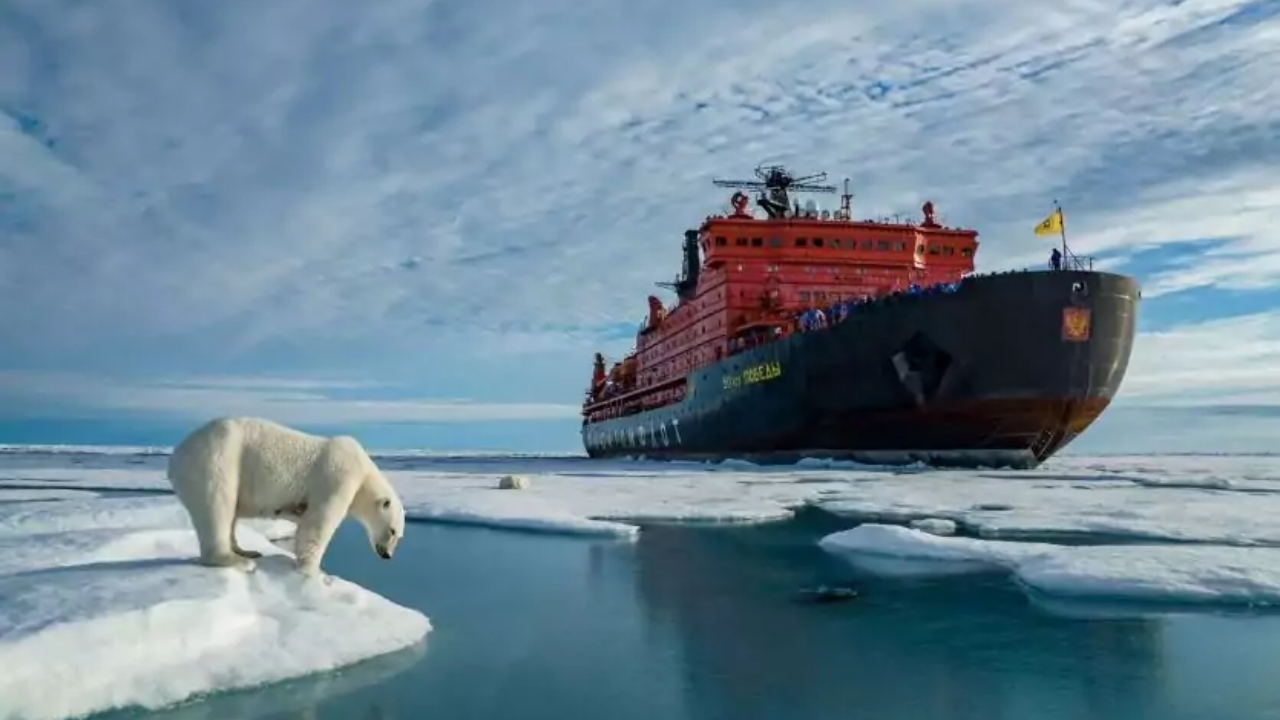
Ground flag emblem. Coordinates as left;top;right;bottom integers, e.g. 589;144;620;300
1035;208;1064;236
1062;307;1091;342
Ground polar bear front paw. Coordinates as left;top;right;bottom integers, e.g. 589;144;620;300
295;559;331;581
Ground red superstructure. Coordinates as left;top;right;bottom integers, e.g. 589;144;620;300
584;165;978;424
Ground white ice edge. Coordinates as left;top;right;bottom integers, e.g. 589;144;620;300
0;488;101;503
819;524;1280;607
7;454;1280;548
0;496;429;720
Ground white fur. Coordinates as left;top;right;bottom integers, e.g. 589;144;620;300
498;474;530;490
166;416;406;576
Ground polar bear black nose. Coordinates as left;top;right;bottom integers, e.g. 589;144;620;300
377;546;391;559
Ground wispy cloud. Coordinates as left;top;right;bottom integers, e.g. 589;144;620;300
2;0;1278;434
0;372;580;424
1117;309;1280;404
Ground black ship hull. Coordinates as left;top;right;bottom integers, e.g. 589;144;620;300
581;270;1139;469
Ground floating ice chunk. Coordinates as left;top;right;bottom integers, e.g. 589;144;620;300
1057;455;1280;492
0;498;429;720
815;472;1280;546
1016;545;1280;606
393;469;830;536
908;517;956;536
820;524;1280;607
818;524;1054;577
403;486;639;537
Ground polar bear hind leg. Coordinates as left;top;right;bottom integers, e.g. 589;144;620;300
169;435;256;571
293;479;359;576
186;474;256;571
231;517;263;559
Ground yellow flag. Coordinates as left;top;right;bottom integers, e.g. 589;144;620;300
1034;208;1063;236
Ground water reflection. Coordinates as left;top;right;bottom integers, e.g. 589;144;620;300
630;513;1169;720
80;512;1280;720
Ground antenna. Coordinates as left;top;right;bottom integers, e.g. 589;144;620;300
712;164;837;219
839;178;852;220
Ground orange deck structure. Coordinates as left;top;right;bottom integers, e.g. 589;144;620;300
584;165;977;423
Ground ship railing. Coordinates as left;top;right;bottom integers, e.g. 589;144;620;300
790;278;966;334
582;375;686;415
1066;255;1095;271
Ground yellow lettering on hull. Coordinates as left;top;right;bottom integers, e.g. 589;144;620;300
722;361;783;390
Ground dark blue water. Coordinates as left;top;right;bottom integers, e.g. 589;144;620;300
105;511;1280;720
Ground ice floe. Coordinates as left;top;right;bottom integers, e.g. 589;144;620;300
819;524;1280;607
0;487;100;503
0;495;429;720
389;468;825;536
6;452;1280;548
7;448;1280;609
812;469;1280;546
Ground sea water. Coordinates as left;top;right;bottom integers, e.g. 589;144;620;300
96;508;1280;720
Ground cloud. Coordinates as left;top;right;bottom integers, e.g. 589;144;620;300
3;0;1278;375
1116;309;1280;405
0;372;581;424
2;0;1279;452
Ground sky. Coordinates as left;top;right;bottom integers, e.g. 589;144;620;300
1;0;1278;453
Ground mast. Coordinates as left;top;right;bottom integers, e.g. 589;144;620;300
1054;198;1067;262
711;164;837;219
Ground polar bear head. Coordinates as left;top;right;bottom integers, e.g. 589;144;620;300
351;470;407;560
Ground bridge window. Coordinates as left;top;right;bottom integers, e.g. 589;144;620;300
813;237;825;248
929;245;940;255
893;241;906;251
876;241;890;250
962;248;973;257
736;237;748;246
795;237;808;247
715;236;727;246
751;237;763;247
768;237;783;248
861;240;873;250
943;246;955;256
916;244;924;256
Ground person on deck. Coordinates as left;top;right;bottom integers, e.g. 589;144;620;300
1050;247;1062;271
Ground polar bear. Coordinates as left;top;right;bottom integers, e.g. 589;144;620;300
498;474;530;490
166;416;406;575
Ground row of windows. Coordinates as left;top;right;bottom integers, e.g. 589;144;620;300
797;289;877;303
731;264;917;277
928;245;972;257
645;316;723;365
712;235;973;258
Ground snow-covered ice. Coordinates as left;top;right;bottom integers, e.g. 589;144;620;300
3;445;1280;714
7;452;1280;549
0;494;430;720
812;466;1280;546
0;487;100;503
